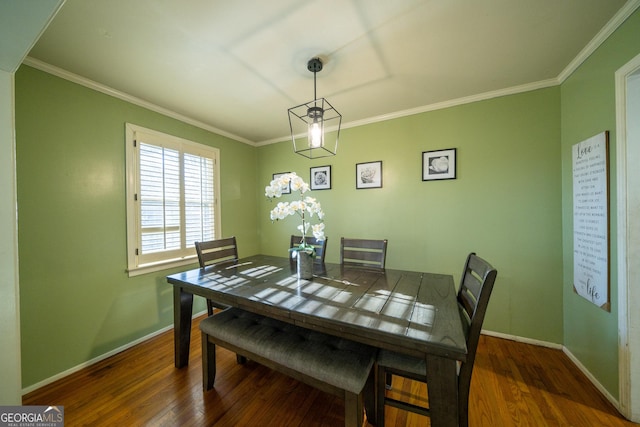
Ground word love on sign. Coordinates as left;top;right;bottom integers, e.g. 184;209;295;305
572;131;610;311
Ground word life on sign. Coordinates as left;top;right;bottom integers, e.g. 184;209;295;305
572;131;610;311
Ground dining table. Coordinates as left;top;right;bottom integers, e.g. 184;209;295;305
166;254;467;427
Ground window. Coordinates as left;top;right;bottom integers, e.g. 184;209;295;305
125;123;220;276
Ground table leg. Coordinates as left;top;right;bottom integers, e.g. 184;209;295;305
425;354;459;427
174;286;194;368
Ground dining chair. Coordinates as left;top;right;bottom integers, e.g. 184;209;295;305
290;235;328;264
340;237;388;269
376;252;498;427
194;236;239;315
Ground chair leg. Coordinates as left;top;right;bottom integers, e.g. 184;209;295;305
385;372;392;389
206;300;214;316
377;365;387;427
458;392;469;427
201;332;217;391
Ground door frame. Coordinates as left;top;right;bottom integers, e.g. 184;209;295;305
615;51;640;422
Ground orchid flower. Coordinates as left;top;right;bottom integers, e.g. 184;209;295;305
265;172;326;256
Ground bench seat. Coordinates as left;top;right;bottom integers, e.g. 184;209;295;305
200;307;377;427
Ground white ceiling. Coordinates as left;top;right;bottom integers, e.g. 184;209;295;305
25;0;634;145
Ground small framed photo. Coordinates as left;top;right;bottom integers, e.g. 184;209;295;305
356;161;383;189
310;165;331;190
422;148;456;181
272;172;291;194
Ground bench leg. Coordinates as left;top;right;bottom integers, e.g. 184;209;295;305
344;391;364;427
363;369;376;425
201;332;217;391
377;365;387;427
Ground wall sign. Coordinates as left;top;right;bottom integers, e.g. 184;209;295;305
572;131;610;311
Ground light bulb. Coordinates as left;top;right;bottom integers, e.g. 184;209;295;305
309;122;323;148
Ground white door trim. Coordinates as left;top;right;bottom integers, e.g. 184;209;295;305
616;51;640;422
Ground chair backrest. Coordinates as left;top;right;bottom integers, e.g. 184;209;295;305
194;237;239;268
290;235;328;264
456;252;497;424
340;237;388;269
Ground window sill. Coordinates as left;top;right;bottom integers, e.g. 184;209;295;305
127;255;197;277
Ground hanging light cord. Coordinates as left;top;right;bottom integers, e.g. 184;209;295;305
313;68;317;101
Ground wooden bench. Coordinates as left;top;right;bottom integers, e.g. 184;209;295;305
200;307;377;427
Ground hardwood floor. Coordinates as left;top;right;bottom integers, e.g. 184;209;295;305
23;315;637;426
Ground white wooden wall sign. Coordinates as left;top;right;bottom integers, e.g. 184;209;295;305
572;131;610;311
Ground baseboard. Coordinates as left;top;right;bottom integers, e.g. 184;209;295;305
482;329;621;413
21;310;208;396
561;346;621;412
481;329;563;350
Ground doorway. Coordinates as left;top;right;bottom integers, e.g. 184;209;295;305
616;53;640;422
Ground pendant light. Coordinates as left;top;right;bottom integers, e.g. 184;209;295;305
288;57;342;159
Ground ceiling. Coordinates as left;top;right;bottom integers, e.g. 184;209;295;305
25;0;633;145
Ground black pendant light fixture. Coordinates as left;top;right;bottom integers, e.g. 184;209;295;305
288;57;342;159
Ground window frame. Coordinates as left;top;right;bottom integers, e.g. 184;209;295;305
125;123;221;277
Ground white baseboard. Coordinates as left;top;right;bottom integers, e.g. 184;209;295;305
482;329;621;412
481;329;563;350
21;310;207;395
561;346;621;412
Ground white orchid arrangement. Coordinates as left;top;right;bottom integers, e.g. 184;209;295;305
265;172;325;256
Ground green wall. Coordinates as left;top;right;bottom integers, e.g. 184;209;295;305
258;87;563;344
15;65;259;387
561;9;640;398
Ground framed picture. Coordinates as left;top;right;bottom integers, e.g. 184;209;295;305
310;165;331;190
356;161;383;189
272;172;291;194
422;148;456;181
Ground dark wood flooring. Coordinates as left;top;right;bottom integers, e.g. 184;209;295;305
23;315;638;426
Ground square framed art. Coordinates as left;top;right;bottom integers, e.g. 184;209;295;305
356;161;382;189
422;148;456;181
310;165;331;190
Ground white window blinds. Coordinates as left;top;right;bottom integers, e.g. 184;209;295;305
125;123;220;276
139;142;181;254
184;153;216;245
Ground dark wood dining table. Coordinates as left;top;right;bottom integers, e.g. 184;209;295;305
166;254;467;427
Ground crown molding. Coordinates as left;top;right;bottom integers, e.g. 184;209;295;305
257;78;560;146
344;78;560;133
558;0;640;83
21;57;256;146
